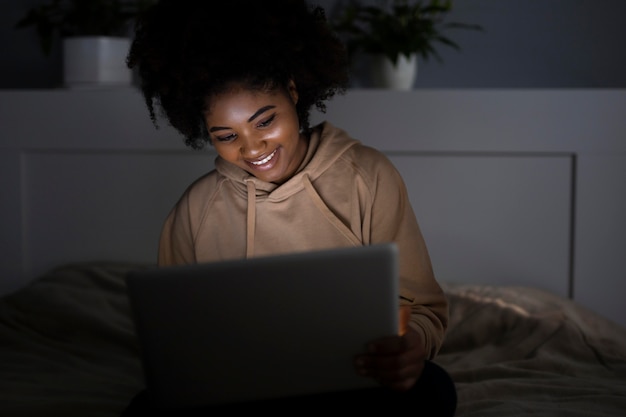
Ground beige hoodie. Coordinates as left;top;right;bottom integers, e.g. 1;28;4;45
158;121;448;358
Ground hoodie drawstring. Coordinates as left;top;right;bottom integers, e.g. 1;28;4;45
246;180;256;257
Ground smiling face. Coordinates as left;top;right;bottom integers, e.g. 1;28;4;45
204;81;308;184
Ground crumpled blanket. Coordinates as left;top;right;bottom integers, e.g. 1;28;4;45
1;263;625;417
0;262;147;417
437;282;626;416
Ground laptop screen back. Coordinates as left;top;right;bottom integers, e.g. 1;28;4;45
126;243;399;408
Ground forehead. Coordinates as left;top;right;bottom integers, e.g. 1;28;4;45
204;85;287;118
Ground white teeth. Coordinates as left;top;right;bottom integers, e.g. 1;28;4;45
251;149;277;165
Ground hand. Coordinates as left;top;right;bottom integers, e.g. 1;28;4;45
354;306;426;391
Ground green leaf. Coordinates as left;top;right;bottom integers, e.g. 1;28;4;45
331;0;483;64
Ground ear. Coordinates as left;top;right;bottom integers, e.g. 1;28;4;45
287;79;298;105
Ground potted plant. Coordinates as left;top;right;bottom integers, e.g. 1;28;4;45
15;0;155;88
331;0;482;89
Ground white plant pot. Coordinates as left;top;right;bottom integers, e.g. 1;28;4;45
63;36;132;88
370;54;418;90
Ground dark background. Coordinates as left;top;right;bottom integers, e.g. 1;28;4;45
2;0;626;89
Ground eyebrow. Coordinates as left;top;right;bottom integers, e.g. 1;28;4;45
208;105;276;133
248;105;275;123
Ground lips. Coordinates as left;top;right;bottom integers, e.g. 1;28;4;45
249;148;277;166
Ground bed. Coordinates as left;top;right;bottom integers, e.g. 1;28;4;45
1;88;625;416
1;261;625;417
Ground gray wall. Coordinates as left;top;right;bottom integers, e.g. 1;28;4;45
2;0;626;89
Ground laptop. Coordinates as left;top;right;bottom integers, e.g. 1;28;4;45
125;243;399;409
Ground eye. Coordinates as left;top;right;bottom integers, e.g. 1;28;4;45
257;114;276;128
215;133;237;143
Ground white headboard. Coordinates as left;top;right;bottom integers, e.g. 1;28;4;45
1;88;625;328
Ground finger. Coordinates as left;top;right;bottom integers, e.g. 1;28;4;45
360;355;424;390
367;335;406;355
369;328;422;355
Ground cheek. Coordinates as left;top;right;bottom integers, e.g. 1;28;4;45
271;116;300;142
214;144;240;162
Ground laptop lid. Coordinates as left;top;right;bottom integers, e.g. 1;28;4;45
125;243;399;408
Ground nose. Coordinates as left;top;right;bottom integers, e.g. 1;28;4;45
239;134;265;158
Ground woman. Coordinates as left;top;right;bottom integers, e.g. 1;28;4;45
123;0;455;415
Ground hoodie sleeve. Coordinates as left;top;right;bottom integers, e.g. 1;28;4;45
367;151;449;359
157;191;197;267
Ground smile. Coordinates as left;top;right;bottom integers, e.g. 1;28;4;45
250;149;277;166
